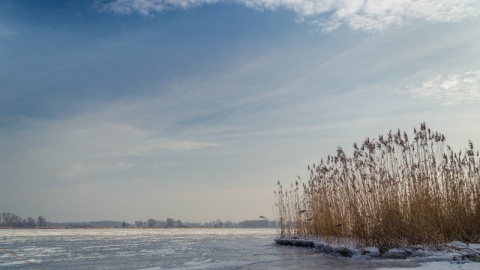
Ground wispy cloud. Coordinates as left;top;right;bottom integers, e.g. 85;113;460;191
110;138;222;157
53;121;220;154
99;0;220;15
0;24;15;38
99;0;480;32
60;162;131;179
403;70;480;106
51;121;221;177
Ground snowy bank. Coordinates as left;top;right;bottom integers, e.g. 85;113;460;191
275;238;480;262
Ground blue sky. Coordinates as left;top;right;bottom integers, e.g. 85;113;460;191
1;0;480;223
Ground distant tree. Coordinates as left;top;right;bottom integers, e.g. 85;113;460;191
1;212;22;227
156;220;166;228
224;221;234;228
237;219;275;228
214;219;224;228
147;219;156;227
26;217;36;228
121;221;129;228
165;218;174;228
37;216;47;227
135;221;144;228
175;219;183;228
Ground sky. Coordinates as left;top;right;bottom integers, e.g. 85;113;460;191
1;0;480;223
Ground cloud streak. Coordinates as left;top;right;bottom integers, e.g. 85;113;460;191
110;138;222;157
100;0;220;15
100;0;480;32
51;121;221;178
60;162;131;179
0;24;15;38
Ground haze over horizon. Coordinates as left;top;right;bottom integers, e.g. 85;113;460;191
1;0;480;223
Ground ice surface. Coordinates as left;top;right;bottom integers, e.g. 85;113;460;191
1;228;479;270
142;258;255;270
449;241;469;249
363;247;380;256
378;261;480;270
469;244;480;250
0;228;277;270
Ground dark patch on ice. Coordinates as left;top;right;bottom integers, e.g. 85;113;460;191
274;238;315;248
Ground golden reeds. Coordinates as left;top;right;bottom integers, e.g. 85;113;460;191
275;123;480;251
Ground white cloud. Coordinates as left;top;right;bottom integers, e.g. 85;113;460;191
99;0;480;32
404;70;480;106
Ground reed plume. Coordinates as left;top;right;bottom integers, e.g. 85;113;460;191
275;123;480;251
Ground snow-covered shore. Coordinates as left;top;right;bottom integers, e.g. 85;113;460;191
275;238;480;269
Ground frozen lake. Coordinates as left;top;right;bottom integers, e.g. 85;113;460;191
0;228;477;269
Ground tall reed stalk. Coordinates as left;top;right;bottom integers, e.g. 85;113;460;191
275;123;480;250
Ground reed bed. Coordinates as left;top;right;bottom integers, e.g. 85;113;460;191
275;123;480;251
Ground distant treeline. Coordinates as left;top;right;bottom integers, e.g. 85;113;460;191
49;218;277;229
1;212;47;228
1;212;277;229
129;218;277;229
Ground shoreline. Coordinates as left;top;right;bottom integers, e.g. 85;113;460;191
0;226;276;230
275;237;480;262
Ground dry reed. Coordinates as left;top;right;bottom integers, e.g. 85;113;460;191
275;123;480;251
